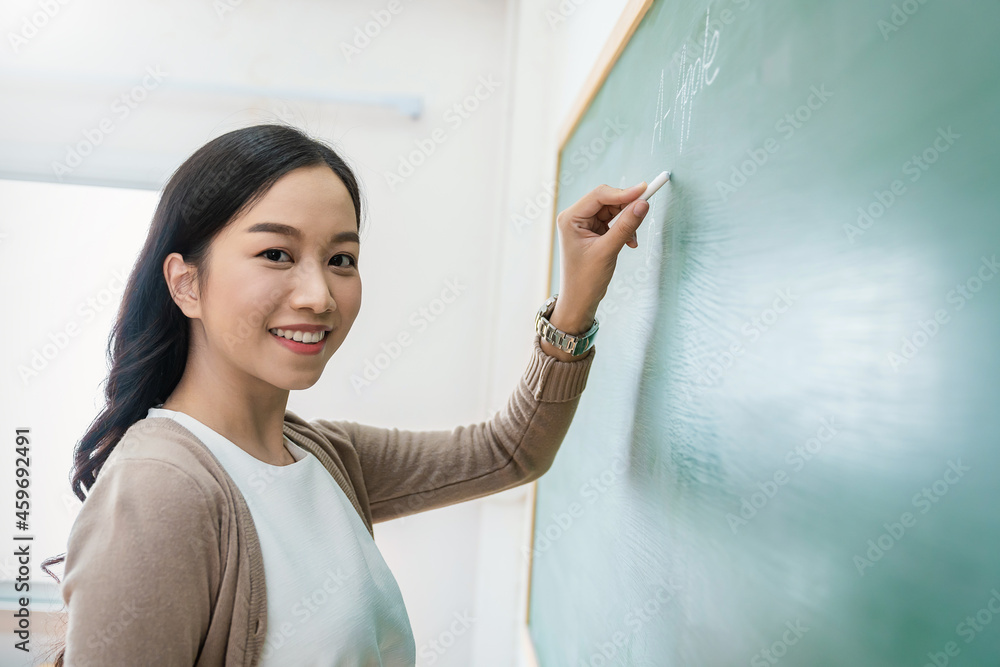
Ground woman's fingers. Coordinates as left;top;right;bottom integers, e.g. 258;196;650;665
612;199;649;250
559;182;646;230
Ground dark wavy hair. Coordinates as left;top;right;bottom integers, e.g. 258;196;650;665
39;124;365;666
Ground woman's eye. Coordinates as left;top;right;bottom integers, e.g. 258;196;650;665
260;249;290;262
332;254;357;269
259;249;356;268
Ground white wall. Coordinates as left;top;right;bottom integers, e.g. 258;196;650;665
0;0;633;665
0;178;161;667
493;2;634;664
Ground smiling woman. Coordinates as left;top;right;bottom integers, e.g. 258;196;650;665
38;123;604;667
159;162;364;424
40;124;400;665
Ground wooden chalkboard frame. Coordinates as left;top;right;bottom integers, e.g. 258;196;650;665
522;0;655;663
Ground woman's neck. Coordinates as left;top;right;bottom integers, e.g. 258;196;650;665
161;364;293;467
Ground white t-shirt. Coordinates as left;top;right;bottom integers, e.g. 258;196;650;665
146;407;415;666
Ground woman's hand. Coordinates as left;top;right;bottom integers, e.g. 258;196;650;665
544;181;651;343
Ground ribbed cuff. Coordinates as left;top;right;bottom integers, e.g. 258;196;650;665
522;331;596;402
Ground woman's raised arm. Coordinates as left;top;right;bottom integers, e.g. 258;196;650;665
315;331;595;524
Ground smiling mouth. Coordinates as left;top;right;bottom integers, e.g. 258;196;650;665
268;328;328;344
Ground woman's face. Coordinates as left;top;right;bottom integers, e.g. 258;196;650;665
179;163;362;391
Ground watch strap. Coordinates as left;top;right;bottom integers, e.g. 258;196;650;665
534;294;598;356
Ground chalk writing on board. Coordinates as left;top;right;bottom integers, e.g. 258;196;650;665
652;6;721;155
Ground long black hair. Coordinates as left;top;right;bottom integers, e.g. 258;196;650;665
40;123;365;666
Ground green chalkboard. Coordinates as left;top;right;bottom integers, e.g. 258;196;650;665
528;0;1000;665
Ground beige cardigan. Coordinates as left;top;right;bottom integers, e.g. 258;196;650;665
60;332;595;666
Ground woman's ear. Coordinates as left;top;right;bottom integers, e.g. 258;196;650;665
163;252;201;319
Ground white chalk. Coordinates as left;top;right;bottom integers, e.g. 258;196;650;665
607;170;670;229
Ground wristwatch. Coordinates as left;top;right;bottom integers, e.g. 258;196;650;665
534;294;599;357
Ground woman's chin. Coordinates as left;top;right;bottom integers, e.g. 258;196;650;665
283;372;326;392
263;366;327;392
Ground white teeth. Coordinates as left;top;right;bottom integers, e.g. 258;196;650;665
269;328;327;344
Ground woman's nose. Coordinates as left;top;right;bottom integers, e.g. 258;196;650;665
289;264;336;313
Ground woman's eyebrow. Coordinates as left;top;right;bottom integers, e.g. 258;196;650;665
246;221;359;245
